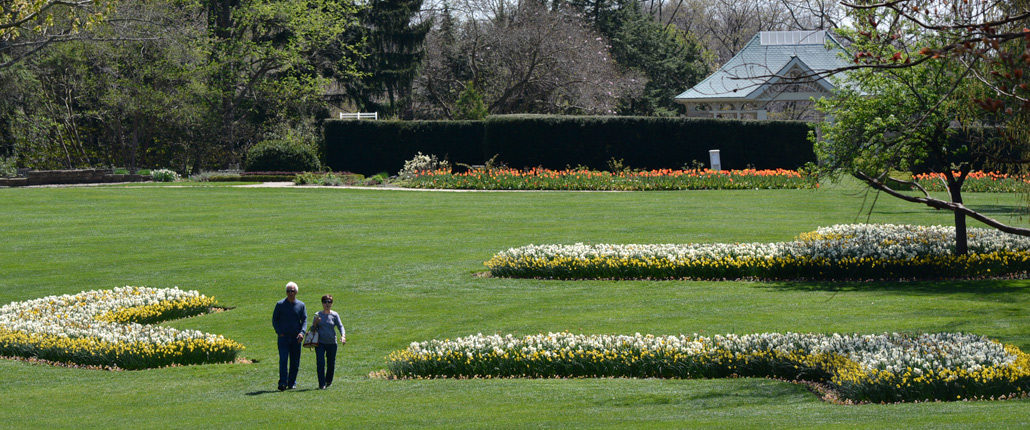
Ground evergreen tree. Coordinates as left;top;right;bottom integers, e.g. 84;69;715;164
606;4;708;116
346;0;432;118
454;82;488;120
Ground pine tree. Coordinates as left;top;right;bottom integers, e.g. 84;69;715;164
454;82;488;120
346;0;432;118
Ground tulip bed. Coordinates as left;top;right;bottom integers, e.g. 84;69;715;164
405;168;817;190
384;332;1030;403
913;171;1029;193
0;287;244;369
486;224;1030;280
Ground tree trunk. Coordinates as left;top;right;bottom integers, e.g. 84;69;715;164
949;182;967;255
130;116;140;174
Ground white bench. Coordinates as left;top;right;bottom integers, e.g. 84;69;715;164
338;112;378;120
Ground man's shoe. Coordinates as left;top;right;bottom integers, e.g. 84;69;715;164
278;385;286;391
319;385;326;390
287;385;296;390
325;383;332;388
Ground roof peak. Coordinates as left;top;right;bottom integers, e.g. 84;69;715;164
759;30;826;46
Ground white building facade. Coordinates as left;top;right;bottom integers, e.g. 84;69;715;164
675;30;850;121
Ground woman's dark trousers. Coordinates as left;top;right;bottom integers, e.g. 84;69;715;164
316;343;338;387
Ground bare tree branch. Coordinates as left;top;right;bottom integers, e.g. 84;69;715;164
856;171;1030;235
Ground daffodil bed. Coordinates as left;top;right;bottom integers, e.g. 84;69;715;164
0;287;244;370
486;224;1030;280
384;332;1030;403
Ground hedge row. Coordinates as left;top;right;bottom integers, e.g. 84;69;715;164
324;120;484;175
323;115;813;175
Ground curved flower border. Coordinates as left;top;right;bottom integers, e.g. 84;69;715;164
486;224;1030;280
384;332;1030;403
0;287;244;369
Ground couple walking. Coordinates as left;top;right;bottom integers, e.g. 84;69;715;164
272;281;345;391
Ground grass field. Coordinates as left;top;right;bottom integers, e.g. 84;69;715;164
1;184;1028;428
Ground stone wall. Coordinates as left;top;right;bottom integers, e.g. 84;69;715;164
0;169;149;187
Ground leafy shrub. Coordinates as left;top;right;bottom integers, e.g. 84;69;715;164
398;152;450;180
292;172;361;186
0;157;16;178
293;172;321;185
362;172;389;185
150;169;179;182
191;171;231;182
245;140;321;172
319;173;342;186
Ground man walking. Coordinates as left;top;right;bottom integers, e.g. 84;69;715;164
272;281;307;391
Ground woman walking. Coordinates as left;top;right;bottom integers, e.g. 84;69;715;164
312;294;345;389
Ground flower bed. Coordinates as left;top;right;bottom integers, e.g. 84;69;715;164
913;171;1029;193
405;168;817;190
0;287;244;369
486;224;1030;280
384;332;1030;403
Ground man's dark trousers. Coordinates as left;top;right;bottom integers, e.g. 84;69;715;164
278;335;301;388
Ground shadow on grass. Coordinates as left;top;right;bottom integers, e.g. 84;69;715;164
594;378;810;407
965;204;1030;217
759;279;1029;296
246;388;317;396
869;204;1030;218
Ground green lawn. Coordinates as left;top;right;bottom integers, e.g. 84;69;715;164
1;185;1028;428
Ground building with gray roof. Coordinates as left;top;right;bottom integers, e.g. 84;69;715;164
675;30;850;121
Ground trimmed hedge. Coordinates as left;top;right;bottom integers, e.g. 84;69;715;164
323;120;485;175
484;115;813;171
324;115;814;175
245;140;321;172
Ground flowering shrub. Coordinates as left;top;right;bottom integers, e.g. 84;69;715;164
913;171;1029;193
150;169;179;182
385;332;1030;403
398;152;450;180
405;167;817;190
486;224;1030;280
0;287;243;369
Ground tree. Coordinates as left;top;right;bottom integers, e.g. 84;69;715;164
0;0;210;170
453;80;488;119
814;0;1030;253
203;0;363;168
1;0;364;171
604;2;708;115
665;0;791;65
0;0;119;68
413;0;639;118
815;32;988;254
344;0;431;118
